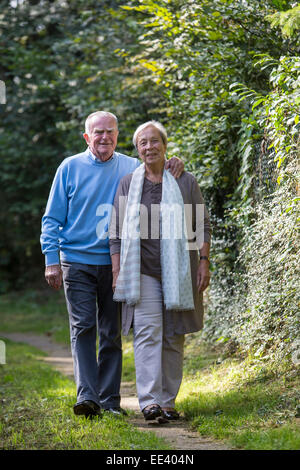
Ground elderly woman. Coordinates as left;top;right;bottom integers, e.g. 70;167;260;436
109;121;211;421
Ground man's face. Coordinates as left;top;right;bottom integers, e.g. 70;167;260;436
83;115;119;161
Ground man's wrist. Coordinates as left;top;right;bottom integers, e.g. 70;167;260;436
200;256;210;262
45;251;60;266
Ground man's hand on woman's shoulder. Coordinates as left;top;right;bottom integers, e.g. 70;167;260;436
165;157;184;179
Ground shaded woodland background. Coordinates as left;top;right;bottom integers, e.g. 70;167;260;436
0;0;299;362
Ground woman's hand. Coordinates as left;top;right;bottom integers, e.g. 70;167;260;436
197;260;210;292
112;270;119;292
111;253;120;292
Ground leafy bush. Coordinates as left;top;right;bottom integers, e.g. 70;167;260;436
203;51;300;361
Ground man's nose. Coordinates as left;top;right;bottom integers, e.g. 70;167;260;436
101;131;110;140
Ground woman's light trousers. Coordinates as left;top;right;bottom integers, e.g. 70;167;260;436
133;274;185;411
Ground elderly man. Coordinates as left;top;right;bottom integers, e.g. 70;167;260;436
40;111;183;418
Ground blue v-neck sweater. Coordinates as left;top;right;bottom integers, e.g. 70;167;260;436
40;149;139;266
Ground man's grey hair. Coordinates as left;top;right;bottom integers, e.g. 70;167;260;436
133;120;168;149
84;111;118;135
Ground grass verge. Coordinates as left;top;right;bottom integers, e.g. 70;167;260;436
0;339;171;450
177;334;300;450
0;288;69;344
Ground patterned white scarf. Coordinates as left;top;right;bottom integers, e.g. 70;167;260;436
113;163;194;311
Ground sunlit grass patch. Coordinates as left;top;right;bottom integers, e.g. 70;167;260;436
231;424;300;450
121;333;136;383
177;335;300;450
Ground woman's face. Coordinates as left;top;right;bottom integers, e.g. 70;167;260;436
136;125;166;167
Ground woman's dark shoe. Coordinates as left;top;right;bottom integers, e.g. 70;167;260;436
162;409;180;420
142;404;162;421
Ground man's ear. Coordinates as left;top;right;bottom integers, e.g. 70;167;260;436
83;133;90;145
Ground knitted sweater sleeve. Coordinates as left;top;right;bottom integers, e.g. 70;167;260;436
40;164;68;266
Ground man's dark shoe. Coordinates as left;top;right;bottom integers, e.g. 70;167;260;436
103;407;128;416
73;400;102;419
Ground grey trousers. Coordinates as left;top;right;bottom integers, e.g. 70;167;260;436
133;274;185;411
61;262;122;409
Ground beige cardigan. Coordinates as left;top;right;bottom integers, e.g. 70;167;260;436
109;170;211;336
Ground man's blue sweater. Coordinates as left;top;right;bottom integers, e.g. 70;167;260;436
40;149;140;266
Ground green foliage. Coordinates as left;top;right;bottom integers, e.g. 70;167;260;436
235;54;299;356
234;180;299;358
231;54;299;184
120;0;287;216
0;0;299;363
204;42;300;358
267;4;300;37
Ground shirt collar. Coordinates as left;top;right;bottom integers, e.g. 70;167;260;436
88;148;115;163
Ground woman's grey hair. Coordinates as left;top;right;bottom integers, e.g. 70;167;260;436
84;111;118;135
133;120;168;149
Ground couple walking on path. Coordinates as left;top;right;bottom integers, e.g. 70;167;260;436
41;110;211;422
